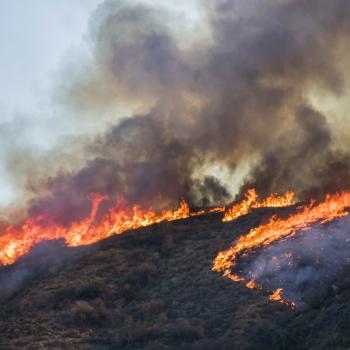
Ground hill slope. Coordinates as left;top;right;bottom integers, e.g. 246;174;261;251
0;209;350;349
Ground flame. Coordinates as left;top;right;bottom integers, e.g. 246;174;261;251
269;288;283;301
0;195;192;266
0;187;295;266
246;280;258;289
190;206;225;218
213;191;350;309
0;187;231;267
222;189;295;222
268;288;296;309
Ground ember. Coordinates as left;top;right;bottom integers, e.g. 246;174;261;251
269;288;296;310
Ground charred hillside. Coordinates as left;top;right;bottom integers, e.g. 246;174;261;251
1;209;350;350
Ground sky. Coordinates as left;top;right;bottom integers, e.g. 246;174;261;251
0;0;201;206
0;1;101;118
0;0;201;118
0;0;101;204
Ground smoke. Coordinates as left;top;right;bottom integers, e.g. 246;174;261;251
0;239;88;298
240;106;350;199
238;216;350;308
0;267;32;299
4;0;350;223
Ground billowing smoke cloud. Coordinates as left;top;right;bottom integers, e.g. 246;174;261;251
5;0;350;223
238;216;350;308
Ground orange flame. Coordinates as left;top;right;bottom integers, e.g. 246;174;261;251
269;288;284;301
268;288;296;309
246;280;259;289
222;189;295;222
213;191;350;308
0;195;192;266
0;188;294;266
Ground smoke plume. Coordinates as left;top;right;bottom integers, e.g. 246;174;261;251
5;0;350;223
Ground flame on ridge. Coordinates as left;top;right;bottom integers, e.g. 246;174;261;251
0;188;295;267
213;191;350;308
0;195;192;266
222;189;295;222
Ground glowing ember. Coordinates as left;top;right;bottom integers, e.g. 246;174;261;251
222;189;295;222
269;288;296;309
269;288;284;301
213;191;350;309
246;280;258;289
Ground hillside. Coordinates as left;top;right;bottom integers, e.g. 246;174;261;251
0;208;350;350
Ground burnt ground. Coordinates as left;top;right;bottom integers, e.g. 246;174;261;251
0;208;350;349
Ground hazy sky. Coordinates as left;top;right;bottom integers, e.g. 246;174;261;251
0;1;100;204
0;0;201;206
0;1;100;116
0;0;200;117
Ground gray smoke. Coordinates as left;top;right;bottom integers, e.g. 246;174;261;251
238;216;350;308
6;0;350;222
0;267;32;299
0;239;88;298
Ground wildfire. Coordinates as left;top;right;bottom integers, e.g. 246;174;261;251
246;280;259;289
222;189;295;222
269;288;296;310
213;191;350;308
0;188;298;266
2;185;349;310
0;195;191;266
0;191;247;267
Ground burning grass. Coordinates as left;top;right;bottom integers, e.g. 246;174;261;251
222;189;295;222
0;196;193;266
1;187;350;316
0;188;294;268
1;205;350;349
213;191;350;309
